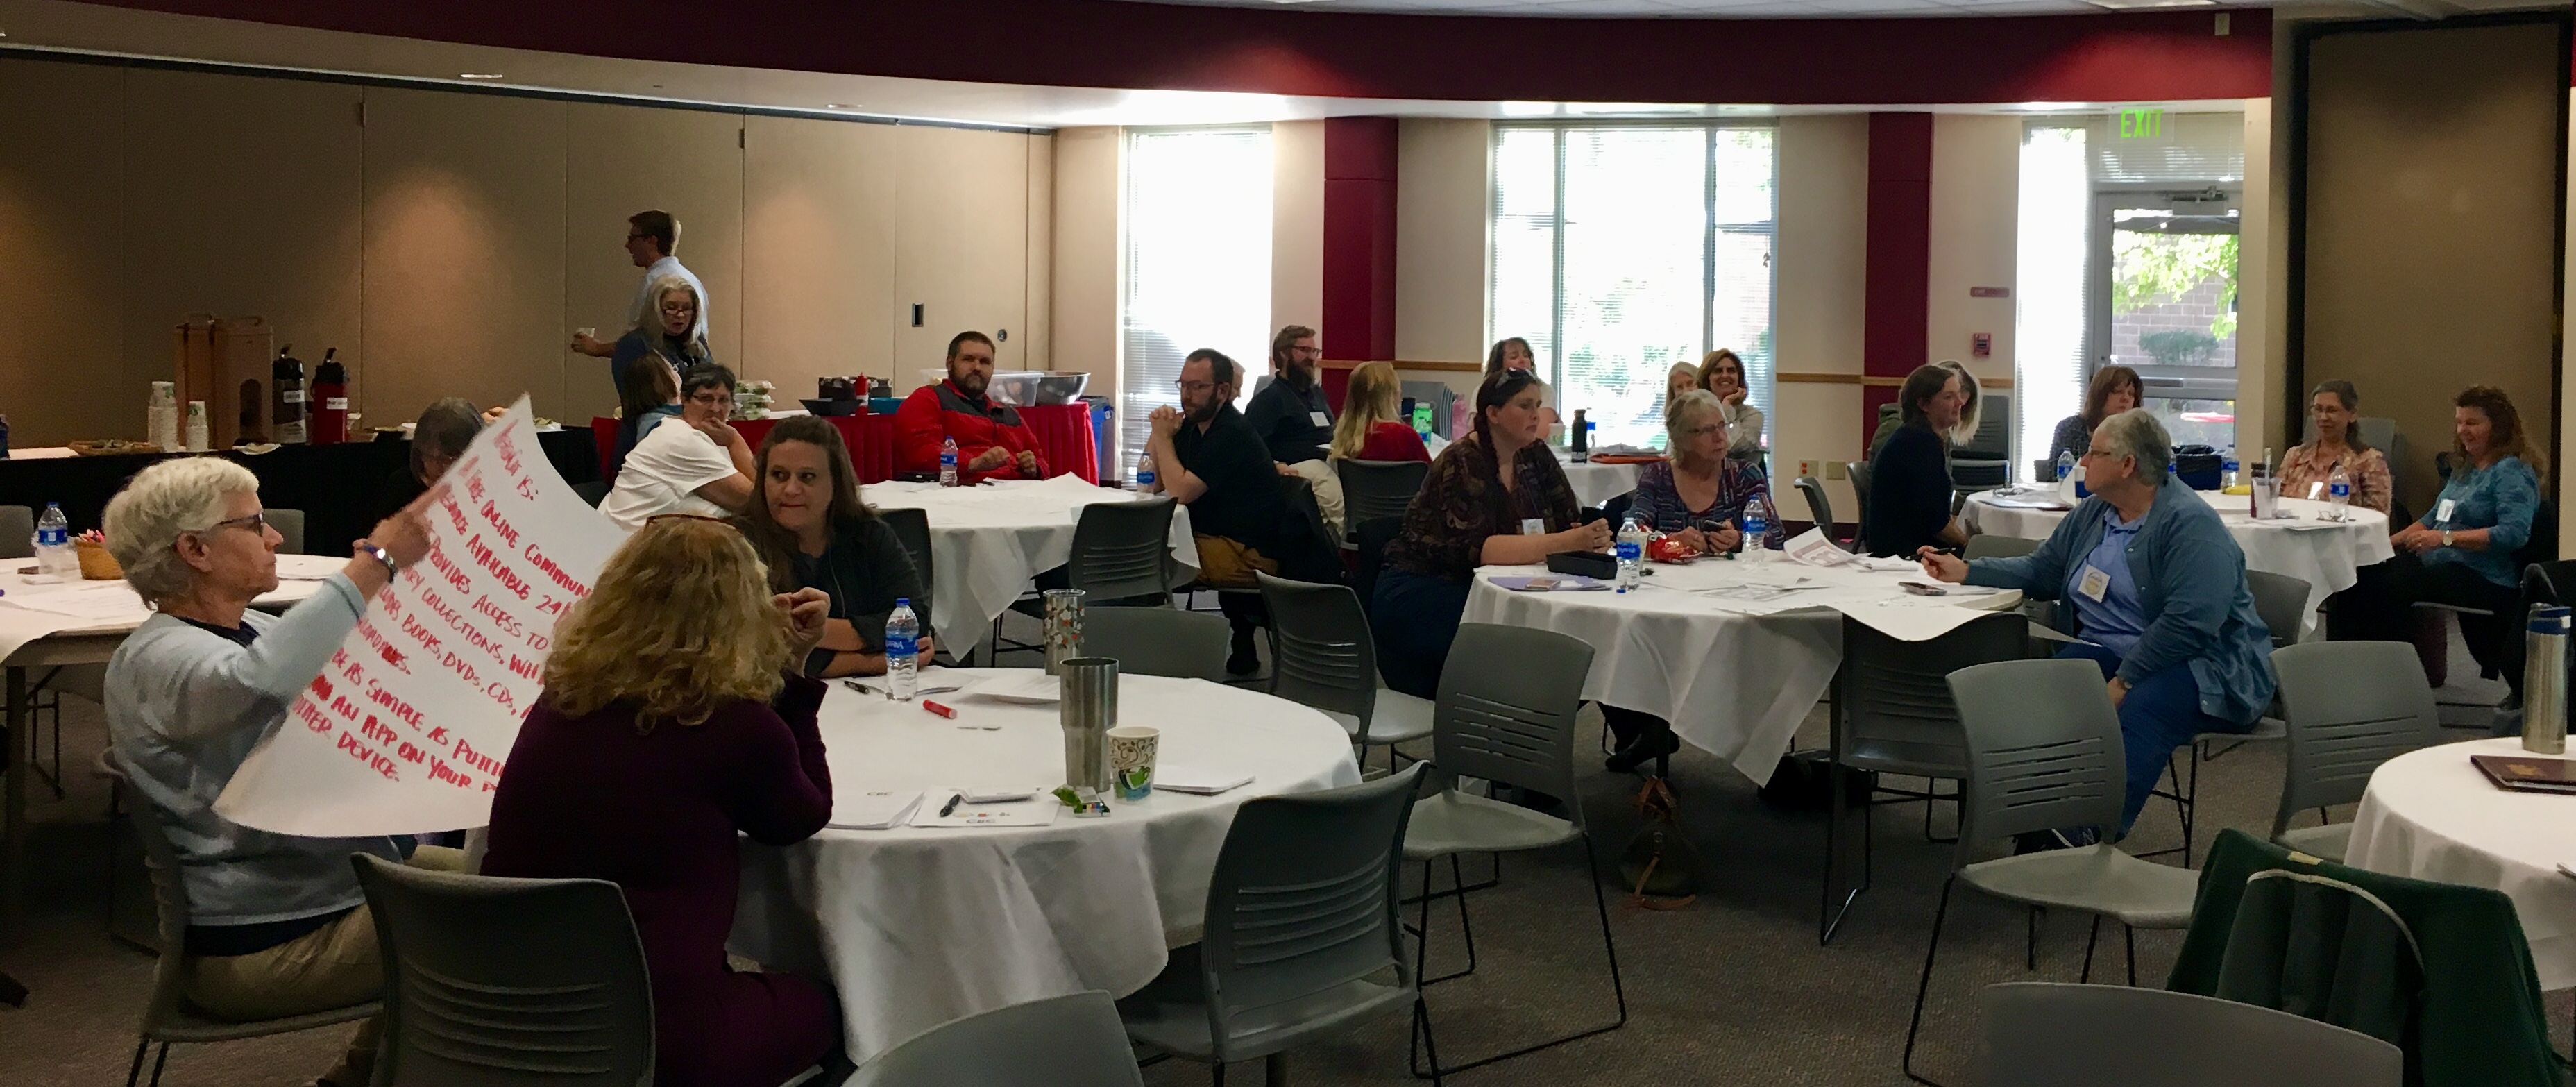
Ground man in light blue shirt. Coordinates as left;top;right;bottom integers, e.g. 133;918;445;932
572;208;708;357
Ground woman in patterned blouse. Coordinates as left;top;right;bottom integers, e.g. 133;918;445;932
1373;369;1611;699
1630;390;1783;555
2276;380;2392;514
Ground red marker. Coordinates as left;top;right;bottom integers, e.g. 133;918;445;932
922;700;958;719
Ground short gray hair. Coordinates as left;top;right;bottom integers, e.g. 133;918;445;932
1664;388;1726;446
2093;407;2171;478
105;457;261;602
410;397;483;477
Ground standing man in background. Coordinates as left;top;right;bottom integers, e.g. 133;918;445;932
573;210;709;359
1243;325;1345;537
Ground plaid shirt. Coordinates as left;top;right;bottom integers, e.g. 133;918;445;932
1629;458;1784;546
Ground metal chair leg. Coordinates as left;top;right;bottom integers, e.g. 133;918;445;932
124;1038;149;1087
1409;836;1626;1079
2125;924;2138;986
1264;1052;1285;1086
1902;876;1958;1087
2079;916;2101;983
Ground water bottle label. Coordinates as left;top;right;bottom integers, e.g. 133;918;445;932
37;528;65;546
886;634;916;658
1616;543;1640;562
1743;518;1767;535
2330;482;2350;496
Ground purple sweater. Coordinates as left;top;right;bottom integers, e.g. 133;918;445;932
482;674;838;1087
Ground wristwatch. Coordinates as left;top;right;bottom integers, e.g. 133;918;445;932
353;539;400;576
2441;529;2455;549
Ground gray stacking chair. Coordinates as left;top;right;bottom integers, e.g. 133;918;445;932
2149;570;2310;866
1079;605;1228;681
0;505;33;559
1978;982;2401;1087
1002;497;1176;660
1335;459;1429;542
856;991;1142;1087
1905;658;2202;1086
1822;612;2029;945
2269;641;2442;863
1119;765;1429;1086
1845;462;1872;553
879;507;934;593
352;853;662;1087
1256;572;1434;766
121;800;380;1087
1793;476;1853;552
1402;624;1622;1077
264;507;306;555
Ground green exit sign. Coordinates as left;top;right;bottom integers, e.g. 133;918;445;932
2119;108;2166;140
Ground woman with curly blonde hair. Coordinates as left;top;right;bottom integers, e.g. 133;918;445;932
482;517;843;1087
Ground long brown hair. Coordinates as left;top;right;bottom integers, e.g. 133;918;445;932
2455;385;2545;479
2082;366;2142;428
1697;348;1745;394
1485;337;1534;375
541;518;788;730
734;415;874;593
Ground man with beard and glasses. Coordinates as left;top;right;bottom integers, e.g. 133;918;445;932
894;330;1048;484
1243;324;1346;534
1144;348;1287;675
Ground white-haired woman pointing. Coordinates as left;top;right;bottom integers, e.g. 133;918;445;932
102;456;441;1087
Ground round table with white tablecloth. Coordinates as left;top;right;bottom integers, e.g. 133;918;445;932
727;671;1359;1063
2343;737;2576;991
1554;451;1644;509
859;477;1199;653
1459;555;2019;783
1962;488;2393;638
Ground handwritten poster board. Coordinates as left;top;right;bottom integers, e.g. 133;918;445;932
217;398;626;836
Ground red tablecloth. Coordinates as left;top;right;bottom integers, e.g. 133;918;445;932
592;405;1095;486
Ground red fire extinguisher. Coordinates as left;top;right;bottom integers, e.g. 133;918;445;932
311;348;348;444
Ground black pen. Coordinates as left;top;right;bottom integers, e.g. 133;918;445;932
937;792;964;818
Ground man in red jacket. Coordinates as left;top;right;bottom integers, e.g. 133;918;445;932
894;331;1047;483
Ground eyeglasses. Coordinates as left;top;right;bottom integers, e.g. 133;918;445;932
659;301;695;316
687;391;734;407
1679;424;1725;439
192;512;267;536
1175;380;1216;394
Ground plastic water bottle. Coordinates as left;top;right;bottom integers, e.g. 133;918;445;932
938;437;958;487
885;598;920;699
1613;516;1644;593
33;503;72;582
2221;446;2239;490
1740;496;1772;568
1135;450;1157;492
2055;450;2076;485
2328;460;2353;521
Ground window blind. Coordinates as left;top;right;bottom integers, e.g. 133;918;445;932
1119;127;1273;469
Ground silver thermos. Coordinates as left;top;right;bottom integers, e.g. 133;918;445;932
1059;657;1119;802
2523;605;2570;755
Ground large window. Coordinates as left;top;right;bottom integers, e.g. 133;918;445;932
2015;112;2244;478
1490;124;1778;450
1120;126;1273;466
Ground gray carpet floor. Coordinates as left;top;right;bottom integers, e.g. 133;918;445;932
1;623;2565;1087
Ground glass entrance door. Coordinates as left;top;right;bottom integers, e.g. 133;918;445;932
2088;187;2241;451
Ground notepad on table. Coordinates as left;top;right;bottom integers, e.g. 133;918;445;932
829;790;924;830
1153;767;1255;795
910;789;1061;827
2471;754;2576;795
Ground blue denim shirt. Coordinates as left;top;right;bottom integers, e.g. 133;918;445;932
2420;455;2541;589
2067;507;2149;657
1965;473;2276;726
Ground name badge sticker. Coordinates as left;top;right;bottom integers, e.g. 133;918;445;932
2077;565;2111;603
1520;518;1545;536
1309;410;1331;427
2436;499;2457;524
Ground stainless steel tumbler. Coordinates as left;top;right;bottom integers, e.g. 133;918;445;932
1059;656;1119;797
2523;605;2569;755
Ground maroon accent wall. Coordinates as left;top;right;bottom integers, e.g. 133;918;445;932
87;1;2273;106
1323;116;1399;385
1863;112;1935;441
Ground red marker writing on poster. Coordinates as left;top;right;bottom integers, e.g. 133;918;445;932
922;700;958;720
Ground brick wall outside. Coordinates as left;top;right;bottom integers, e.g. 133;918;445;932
2110;274;2236;370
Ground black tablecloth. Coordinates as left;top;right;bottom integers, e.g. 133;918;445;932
0;430;600;557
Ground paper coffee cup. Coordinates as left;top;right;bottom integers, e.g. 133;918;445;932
1108;725;1159;802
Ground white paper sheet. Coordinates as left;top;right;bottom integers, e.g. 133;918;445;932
215;399;627;836
1783;528;1858;568
1;581;149;622
909;790;1062;827
829;790;925;830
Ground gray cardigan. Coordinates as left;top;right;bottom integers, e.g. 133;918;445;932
1965;474;2277;726
105;574;405;928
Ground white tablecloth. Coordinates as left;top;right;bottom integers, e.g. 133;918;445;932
859;477;1199;653
1461;557;2018;783
1554;452;1643;509
2344;737;2576;991
1963;489;2393;638
0;553;337;659
729;672;1359;1063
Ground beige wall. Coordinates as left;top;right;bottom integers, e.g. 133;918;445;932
0;55;1051;446
1926;115;2020;392
2238;97;2281;464
1049;126;1121;460
1770;114;1872;520
1271;120;1325;343
2302;20;2563;514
